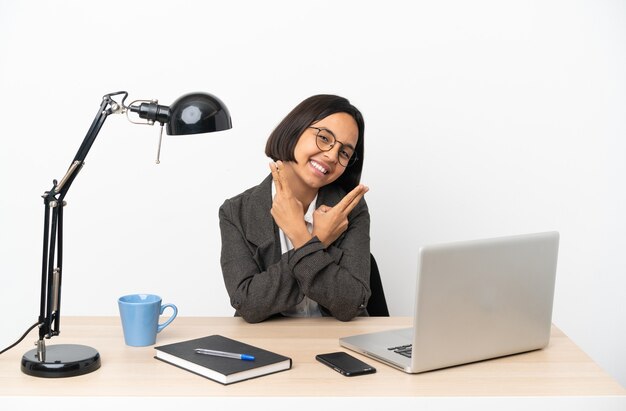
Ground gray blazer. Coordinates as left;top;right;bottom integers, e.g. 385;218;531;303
219;174;371;323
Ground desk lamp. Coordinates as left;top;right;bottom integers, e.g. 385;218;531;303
20;91;232;378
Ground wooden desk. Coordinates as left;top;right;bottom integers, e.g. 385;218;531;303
0;316;624;397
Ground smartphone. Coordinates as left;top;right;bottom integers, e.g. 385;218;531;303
315;351;376;376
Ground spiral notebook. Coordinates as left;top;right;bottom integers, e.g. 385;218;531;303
155;334;292;385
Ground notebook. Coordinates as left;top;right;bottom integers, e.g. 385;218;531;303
155;335;292;384
340;231;559;373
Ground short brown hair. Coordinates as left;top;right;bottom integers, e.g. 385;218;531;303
265;94;365;192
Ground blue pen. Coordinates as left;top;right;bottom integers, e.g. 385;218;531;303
194;348;255;361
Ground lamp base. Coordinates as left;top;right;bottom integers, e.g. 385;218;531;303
21;344;101;378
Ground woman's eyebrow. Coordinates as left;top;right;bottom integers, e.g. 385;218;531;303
318;127;355;150
316;126;336;137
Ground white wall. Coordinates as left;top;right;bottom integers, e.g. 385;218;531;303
1;0;624;387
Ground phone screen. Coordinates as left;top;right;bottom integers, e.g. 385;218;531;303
315;352;376;376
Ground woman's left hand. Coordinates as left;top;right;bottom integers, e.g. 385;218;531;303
312;184;369;247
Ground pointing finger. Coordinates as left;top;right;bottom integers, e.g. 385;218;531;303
269;162;282;193
275;161;293;196
337;184;369;214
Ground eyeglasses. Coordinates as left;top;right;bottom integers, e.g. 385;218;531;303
308;127;358;167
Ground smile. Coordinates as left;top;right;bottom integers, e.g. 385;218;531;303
310;160;329;175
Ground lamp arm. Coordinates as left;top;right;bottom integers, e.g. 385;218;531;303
55;91;128;198
37;91;128;345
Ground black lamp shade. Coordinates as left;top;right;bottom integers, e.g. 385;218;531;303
166;92;232;136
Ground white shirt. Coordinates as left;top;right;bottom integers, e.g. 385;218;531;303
272;182;323;317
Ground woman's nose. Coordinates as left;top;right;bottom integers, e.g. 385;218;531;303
323;144;341;164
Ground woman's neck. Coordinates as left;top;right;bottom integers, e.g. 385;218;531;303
292;184;318;213
281;165;318;212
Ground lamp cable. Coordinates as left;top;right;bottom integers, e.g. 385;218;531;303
0;322;40;355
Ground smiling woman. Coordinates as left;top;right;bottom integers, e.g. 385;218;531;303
218;95;371;323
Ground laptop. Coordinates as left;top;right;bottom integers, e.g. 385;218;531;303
340;231;559;373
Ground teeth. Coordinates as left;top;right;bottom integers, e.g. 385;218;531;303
310;160;328;174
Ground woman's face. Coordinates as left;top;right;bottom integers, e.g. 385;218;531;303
286;112;359;191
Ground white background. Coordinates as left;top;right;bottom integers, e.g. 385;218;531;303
1;0;624;388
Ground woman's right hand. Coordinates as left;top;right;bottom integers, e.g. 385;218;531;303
312;184;369;247
269;161;313;248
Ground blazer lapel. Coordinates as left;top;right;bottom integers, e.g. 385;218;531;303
242;174;281;265
317;182;344;208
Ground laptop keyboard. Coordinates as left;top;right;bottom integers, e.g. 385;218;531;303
388;344;412;358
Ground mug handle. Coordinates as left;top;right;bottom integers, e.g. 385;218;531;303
157;303;178;333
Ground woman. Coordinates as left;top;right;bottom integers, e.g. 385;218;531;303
219;94;370;323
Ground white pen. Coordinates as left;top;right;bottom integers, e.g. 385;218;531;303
194;348;255;361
